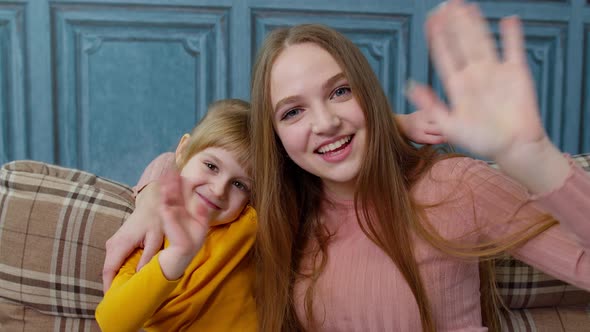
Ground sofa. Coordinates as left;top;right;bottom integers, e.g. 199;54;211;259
0;156;588;332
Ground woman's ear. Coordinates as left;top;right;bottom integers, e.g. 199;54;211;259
175;133;191;166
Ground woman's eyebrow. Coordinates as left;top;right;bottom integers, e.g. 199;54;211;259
322;72;346;91
273;72;346;113
274;96;300;113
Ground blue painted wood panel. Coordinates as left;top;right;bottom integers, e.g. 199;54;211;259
583;24;590;152
51;3;230;183
252;9;411;114
0;3;26;165
1;0;588;184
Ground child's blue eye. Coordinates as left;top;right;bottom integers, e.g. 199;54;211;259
233;181;249;192
205;162;218;171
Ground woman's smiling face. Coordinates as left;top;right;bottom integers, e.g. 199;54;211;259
270;42;367;198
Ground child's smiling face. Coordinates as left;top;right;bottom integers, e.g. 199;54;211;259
180;146;252;226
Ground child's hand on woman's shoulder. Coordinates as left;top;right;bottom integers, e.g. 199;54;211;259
395;108;446;145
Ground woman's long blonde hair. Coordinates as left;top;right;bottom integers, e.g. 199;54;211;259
250;24;556;332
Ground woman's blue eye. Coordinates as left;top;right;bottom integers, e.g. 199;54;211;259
281;108;301;120
331;86;351;99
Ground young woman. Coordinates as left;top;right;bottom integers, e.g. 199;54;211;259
249;1;588;331
103;1;589;331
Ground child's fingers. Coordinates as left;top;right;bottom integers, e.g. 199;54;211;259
136;230;164;271
405;81;447;117
102;237;136;293
160;171;183;207
423;120;443;134
159;172;188;231
405;81;454;139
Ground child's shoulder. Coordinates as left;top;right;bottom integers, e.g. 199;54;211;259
239;205;257;225
212;205;257;239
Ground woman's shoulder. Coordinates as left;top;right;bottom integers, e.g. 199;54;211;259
412;156;500;200
428;155;493;181
416;155;529;201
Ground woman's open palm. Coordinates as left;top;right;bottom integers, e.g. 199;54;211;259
409;0;547;160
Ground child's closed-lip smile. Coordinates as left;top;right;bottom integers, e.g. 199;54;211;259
195;191;221;210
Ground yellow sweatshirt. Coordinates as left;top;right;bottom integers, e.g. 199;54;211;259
96;206;257;332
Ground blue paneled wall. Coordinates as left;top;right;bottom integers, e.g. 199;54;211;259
1;0;588;185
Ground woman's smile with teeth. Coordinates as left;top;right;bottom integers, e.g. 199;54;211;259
317;136;352;154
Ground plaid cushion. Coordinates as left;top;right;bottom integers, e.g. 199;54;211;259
499;306;590;332
496;256;590;309
0;298;102;332
0;160;134;330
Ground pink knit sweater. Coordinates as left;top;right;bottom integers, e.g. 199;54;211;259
137;154;589;331
293;157;590;331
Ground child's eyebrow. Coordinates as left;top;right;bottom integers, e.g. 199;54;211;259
238;176;254;184
202;151;253;182
201;152;221;165
235;170;254;184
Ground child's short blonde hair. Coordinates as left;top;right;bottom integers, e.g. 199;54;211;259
176;99;251;175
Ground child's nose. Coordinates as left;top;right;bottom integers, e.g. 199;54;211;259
210;180;227;199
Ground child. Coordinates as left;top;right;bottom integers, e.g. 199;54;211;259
95;99;257;331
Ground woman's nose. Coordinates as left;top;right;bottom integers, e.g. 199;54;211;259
311;104;341;135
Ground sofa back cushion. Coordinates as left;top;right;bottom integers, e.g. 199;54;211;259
0;160;134;329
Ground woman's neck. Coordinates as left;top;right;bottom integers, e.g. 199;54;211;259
321;179;356;202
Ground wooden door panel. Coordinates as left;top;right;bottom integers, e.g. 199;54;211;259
0;3;26;165
252;9;411;114
582;24;590;152
51;3;230;183
1;0;587;184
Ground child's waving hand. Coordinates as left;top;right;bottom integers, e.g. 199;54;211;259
158;171;216;280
